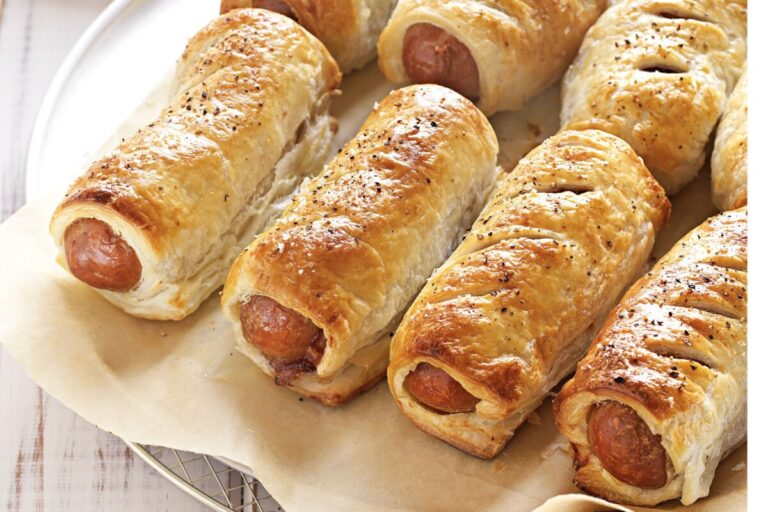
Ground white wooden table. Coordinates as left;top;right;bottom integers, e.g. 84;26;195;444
0;1;212;509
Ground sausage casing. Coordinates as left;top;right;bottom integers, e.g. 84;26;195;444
404;363;480;414
554;208;747;506
388;129;669;459
63;218;142;292
222;84;499;406
378;0;607;115
49;10;340;320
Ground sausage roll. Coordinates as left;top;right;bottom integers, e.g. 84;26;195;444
220;0;398;72
221;84;499;405
554;208;747;506
377;0;607;116
388;129;670;459
712;69;747;211
49;10;341;320
561;0;747;195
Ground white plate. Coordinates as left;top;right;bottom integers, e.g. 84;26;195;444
25;0;558;201
24;1;560;509
25;0;217;200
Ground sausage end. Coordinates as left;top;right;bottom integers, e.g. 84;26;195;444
240;295;324;373
404;362;479;414
587;401;668;489
63;218;142;292
402;23;480;101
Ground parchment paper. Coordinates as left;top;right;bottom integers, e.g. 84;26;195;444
0;63;746;511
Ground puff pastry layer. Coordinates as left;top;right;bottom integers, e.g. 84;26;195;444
712;68;747;211
49;10;341;320
561;0;747;194
554;208;747;506
388;129;670;458
221;0;398;72
221;84;499;405
377;0;606;116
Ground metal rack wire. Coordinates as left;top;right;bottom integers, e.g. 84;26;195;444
126;442;282;512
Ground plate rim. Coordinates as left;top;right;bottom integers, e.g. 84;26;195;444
24;0;136;202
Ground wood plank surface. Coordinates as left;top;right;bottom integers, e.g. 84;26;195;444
0;1;219;510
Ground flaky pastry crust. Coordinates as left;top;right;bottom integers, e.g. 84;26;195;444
50;10;341;320
554;208;747;506
389;129;670;458
561;0;747;194
712;68;747;211
377;0;607;115
222;0;398;72
222;85;499;405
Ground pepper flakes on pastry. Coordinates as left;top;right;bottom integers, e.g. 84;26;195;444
49;9;341;320
221;84;500;405
561;0;747;194
220;0;398;72
388;129;669;458
554;208;747;506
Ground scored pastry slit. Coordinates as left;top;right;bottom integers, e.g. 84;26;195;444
221;84;501;405
554;208;746;506
426;233;573;307
534;185;594;195
646;349;714;372
638;64;688;74
672;297;741;321
653;8;709;23
388;129;670;460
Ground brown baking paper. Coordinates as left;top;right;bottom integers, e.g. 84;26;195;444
0;64;746;512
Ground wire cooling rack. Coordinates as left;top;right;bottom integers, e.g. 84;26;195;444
126;442;283;512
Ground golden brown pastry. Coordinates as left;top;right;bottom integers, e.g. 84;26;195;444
712;68;747;211
554;208;747;506
377;0;607;116
49;10;341;320
388;129;670;458
561;0;747;194
221;84;499;405
220;0;398;72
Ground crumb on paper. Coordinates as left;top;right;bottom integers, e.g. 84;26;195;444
732;462;746;472
492;461;509;474
541;442;569;460
160;331;168;337
527;411;542;425
527;120;542;137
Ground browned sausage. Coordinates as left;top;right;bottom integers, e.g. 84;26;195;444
402;23;480;102
240;295;322;362
404;362;480;414
64;218;142;292
220;0;297;21
588;401;668;489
